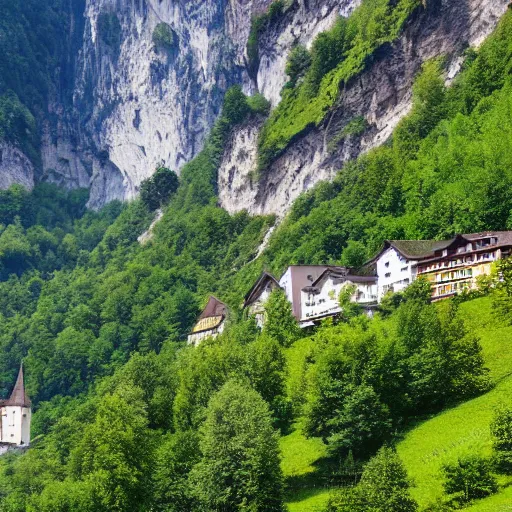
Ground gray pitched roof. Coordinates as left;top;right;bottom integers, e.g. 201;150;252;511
367;239;454;264
243;272;280;307
1;365;30;408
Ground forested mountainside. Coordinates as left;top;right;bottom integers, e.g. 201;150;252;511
1;1;512;512
0;0;506;209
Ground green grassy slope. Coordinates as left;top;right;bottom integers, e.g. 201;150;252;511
397;297;512;509
281;423;330;512
282;297;512;511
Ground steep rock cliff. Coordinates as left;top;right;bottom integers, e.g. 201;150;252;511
256;0;361;107
45;0;358;208
70;0;273;207
0;144;35;191
0;0;275;207
219;0;510;217
0;0;508;213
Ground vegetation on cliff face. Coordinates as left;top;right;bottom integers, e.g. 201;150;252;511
0;5;512;512
257;0;421;173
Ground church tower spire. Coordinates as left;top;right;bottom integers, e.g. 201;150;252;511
4;364;30;408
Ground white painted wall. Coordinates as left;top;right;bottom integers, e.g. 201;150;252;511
376;248;417;301
248;282;277;328
1;406;31;446
279;268;293;304
301;275;378;322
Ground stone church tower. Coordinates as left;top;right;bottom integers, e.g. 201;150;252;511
0;365;31;447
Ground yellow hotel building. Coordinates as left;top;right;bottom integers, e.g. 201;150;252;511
416;232;512;300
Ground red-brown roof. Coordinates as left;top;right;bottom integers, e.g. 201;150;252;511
198;295;227;321
1;365;30;408
419;232;512;265
189;296;228;335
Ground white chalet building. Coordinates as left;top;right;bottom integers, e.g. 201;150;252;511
369;240;454;301
301;267;378;324
279;265;334;325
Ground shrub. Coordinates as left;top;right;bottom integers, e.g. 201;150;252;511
222;85;251;126
327;446;418;512
442;455;498;503
493;258;512;324
247;93;271;115
139;167;179;211
491;406;512;473
152;22;177;51
285;44;312;87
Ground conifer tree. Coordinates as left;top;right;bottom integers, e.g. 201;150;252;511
326;446;418;512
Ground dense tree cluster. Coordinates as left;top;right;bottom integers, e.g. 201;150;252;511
0;0;73;163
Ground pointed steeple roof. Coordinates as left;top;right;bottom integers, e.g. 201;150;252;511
3;364;31;407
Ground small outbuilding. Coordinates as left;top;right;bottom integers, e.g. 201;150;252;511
187;296;228;346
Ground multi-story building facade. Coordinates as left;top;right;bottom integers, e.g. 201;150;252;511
368;240;453;301
416;232;512;300
300;267;378;325
278;265;334;324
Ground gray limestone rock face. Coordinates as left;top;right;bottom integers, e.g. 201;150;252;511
256;0;361;107
71;0;265;206
0;144;35;192
218;0;510;217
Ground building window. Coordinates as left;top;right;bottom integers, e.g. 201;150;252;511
385;262;390;268
401;266;408;272
385;272;391;278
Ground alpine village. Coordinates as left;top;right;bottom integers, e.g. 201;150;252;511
2;1;512;512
